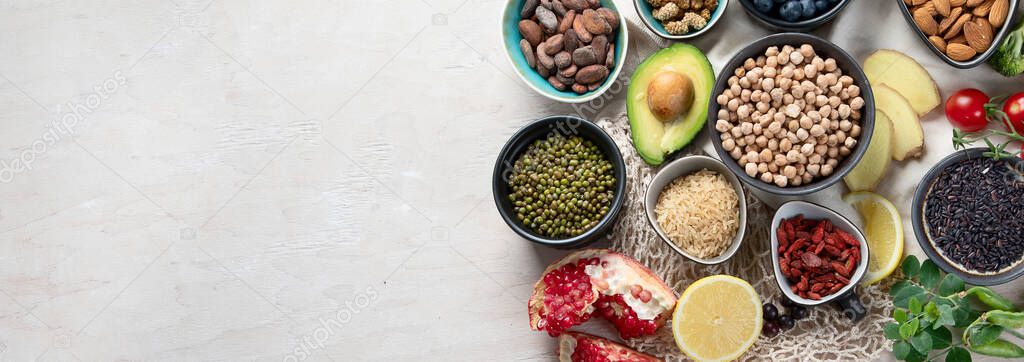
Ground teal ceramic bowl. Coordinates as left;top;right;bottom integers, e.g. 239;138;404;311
501;0;629;103
634;0;728;39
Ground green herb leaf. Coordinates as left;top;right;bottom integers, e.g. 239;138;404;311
900;318;920;340
953;298;975;328
910;331;932;354
894;285;927;309
895;309;909;323
936;304;956;328
894;341;912;360
938;274;966;295
906;350;927;362
920;260;941;290
884;322;902;340
968;323;1004;347
946;346;972;362
910;297;923;314
926;325;952;349
925;301;940;321
891;280;911;297
903;256;921;278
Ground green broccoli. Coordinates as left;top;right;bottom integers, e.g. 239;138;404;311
991;20;1024;77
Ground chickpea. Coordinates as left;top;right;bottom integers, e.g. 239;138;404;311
783;165;797;179
780;138;793;152
773;174;788;187
761;172;774;183
768;138;779;151
807;164;821;176
851;124;862;138
745;162;757;177
716;120;732;132
730;147;743;159
722;138;736;151
744;58;756;70
839;146;851;156
800;44;814;58
824;58;837;72
790;51;805;65
801;143;815;156
728;98;740;112
821;164;834;177
758;162;769;173
766;46;780;56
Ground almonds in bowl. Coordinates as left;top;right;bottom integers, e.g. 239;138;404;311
901;0;1015;66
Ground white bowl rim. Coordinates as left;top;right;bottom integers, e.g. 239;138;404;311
769;200;871;306
499;0;630;104
643;155;748;265
633;0;729;40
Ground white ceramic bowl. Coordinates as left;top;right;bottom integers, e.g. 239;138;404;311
770;200;870;307
644;155;747;264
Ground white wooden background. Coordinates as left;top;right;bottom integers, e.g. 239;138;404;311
0;0;1022;360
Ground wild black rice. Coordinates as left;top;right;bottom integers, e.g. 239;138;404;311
924;157;1024;273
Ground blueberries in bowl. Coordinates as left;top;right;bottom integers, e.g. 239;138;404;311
754;0;840;21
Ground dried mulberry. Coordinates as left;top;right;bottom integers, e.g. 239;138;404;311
647;0;670;7
670;0;692;10
700;8;711;20
682;12;708;29
652;2;680;21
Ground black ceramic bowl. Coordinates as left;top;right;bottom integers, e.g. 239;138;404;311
492;115;627;249
912;148;1024;286
897;0;1019;69
738;0;852;32
706;33;875;196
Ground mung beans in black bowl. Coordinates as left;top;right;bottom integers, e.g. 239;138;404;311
493;115;627;249
912;148;1024;286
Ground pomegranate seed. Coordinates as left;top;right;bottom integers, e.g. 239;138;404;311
629;285;642;298
638;290;652;303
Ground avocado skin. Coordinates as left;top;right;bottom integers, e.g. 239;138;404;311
627;43;715;166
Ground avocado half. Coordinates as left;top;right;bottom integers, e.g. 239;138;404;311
627;43;715;166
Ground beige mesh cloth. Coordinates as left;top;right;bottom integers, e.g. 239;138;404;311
596;115;894;361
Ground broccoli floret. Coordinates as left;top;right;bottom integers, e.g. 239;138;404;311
991;20;1024;77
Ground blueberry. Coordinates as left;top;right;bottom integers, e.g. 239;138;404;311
762;321;780;337
814;0;830;13
773;0;787;3
763;303;780;321
754;0;774;12
790;306;809;320
778;1;803;21
799;0;816;18
777;314;795;330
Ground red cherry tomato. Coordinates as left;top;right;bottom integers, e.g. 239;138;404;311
1001;92;1024;137
945;88;990;132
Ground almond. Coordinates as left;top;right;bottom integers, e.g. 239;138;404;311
915;7;940;35
916;2;938;16
946;43;977;61
938;7;963;33
950;34;969;44
930;35;949;52
972;0;994;16
976;17;993;39
964;21;993;52
950;0;967;5
912;0;928;5
934;0;952;16
966;0;985;6
989;0;1008;27
944;13;972;39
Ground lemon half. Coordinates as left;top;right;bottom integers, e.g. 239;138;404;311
672;275;762;362
844;191;904;285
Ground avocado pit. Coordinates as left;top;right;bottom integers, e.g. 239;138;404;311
646;71;694;122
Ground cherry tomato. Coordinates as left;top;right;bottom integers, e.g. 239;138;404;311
1001;92;1024;137
945;88;990;132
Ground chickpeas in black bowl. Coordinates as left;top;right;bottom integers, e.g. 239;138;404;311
912;148;1024;286
739;0;851;31
493;115;626;249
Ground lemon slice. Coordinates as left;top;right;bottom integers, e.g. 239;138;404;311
843;191;904;285
672;275;762;362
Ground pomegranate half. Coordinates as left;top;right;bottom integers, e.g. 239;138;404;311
528;249;677;339
557;332;662;362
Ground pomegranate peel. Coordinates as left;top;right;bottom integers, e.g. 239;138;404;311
528;249;677;339
557;332;662;362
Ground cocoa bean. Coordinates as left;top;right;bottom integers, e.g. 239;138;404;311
548;76;568;91
535;6;559;33
572;46;599;67
563;0;588;11
558;10;576;33
537;44;556;70
597;7;618;30
575;64;608;84
559;64;578;77
586;0;600;8
521;0;540;18
572;83;588;94
588;82;600;91
605;42;615;68
540;0;552;9
520;39;536;68
573;15;593;42
564;29;581;52
538;63;551;78
556;73;574;85
551;0;567;16
581;9;611;35
591;35;607;64
544;34;564;54
519;20;543;47
554;51;572;68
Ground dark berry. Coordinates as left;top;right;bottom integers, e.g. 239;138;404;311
799;0;816;17
790;306;809;320
754;0;774;12
779;1;803;21
777;315;795;330
814;0;830;13
762;321;780;337
763;303;779;321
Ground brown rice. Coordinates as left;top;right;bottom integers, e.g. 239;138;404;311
654;169;740;259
